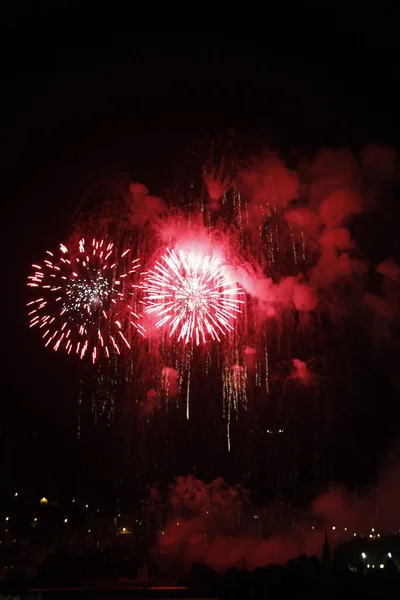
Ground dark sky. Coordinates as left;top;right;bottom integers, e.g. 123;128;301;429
2;8;400;500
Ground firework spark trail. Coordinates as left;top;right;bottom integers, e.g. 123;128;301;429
27;237;141;362
141;248;244;345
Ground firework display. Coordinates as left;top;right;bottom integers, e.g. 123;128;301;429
26;143;400;495
27;236;141;362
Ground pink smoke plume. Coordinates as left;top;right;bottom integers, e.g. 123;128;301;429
239;153;299;209
360;144;399;181
140;145;398;337
232;265;317;316
117;144;399;435
126;182;167;226
154;441;400;571
377;258;400;282
141;388;159;417
162;367;179;397
228;147;395;314
203;166;234;210
244;346;257;373
364;258;400;341
291;359;312;384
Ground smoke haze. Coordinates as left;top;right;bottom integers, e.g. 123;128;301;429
154;441;400;571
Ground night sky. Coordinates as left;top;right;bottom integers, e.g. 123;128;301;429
2;8;400;503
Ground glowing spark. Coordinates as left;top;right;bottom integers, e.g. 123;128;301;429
141;248;244;345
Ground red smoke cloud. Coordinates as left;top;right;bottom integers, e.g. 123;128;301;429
126;182;167;226
239;153;299;209
305;148;360;206
232;266;317;317
291;359;312;384
378;258;400;282
364;258;400;341
131;145;398;333
360;144;399;181
318;189;363;229
154;441;400;571
244;346;257;373
162;367;179;397
285;207;321;234
141;388;159;417
203;166;234;210
224;147;395;319
126;144;399;427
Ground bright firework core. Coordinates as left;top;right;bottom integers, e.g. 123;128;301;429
141;249;244;345
65;275;111;314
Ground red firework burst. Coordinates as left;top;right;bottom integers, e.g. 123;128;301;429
141;248;244;345
27;236;142;362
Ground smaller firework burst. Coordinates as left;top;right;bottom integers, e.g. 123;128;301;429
141;248;244;345
27;236;142;362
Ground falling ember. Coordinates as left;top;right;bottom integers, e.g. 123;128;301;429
27;237;141;361
141;248;244;345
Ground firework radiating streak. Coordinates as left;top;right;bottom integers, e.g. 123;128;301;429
27;237;141;362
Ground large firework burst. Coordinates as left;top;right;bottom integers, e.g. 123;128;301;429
140;248;244;345
27;236;142;362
